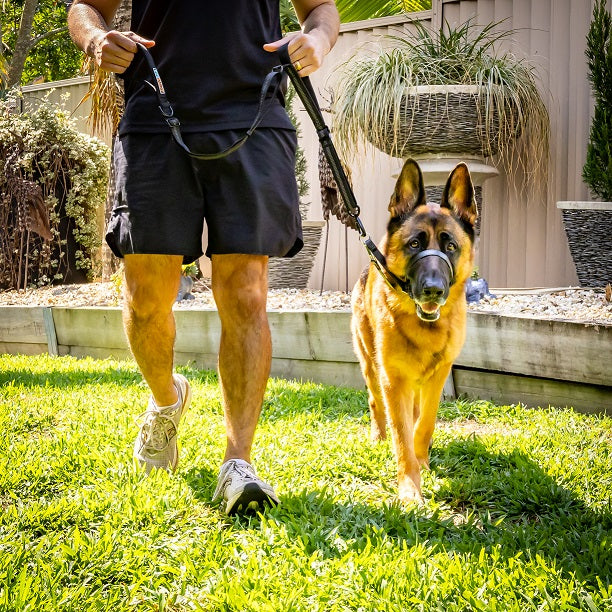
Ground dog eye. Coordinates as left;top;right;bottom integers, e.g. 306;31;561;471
409;239;420;249
446;242;457;252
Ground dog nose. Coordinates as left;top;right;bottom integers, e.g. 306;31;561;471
422;279;446;300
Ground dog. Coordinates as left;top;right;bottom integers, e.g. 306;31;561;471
351;159;477;504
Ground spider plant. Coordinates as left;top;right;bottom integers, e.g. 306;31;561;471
332;19;550;192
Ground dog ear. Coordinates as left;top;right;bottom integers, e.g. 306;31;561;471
388;159;426;218
441;163;478;226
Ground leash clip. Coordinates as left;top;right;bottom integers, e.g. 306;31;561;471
160;105;175;119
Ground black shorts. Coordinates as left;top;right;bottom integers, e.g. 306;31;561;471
106;129;303;264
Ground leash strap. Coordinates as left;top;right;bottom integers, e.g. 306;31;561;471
137;42;285;161
276;44;423;291
277;44;367;239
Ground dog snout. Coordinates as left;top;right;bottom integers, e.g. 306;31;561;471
415;270;449;304
422;278;446;300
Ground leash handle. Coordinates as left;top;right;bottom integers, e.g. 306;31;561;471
277;43;365;236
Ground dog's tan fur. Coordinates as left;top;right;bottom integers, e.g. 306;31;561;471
351;159;477;504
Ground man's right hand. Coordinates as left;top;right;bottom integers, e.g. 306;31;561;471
92;30;155;73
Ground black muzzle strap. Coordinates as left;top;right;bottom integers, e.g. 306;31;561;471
409;249;455;283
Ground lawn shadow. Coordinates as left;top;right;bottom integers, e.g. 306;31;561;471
0;362;218;389
182;465;218;504
266;437;610;589
261;381;367;422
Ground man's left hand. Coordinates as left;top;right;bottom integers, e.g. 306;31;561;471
263;31;329;77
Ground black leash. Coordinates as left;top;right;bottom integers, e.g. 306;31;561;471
136;42;454;293
275;45;455;293
137;41;285;160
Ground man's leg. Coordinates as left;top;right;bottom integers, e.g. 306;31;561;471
123;254;183;406
124;254;192;473
210;253;279;513
211;253;271;462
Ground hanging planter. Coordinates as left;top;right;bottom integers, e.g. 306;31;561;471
366;83;516;159
332;19;549;193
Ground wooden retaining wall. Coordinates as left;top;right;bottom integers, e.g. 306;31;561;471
0;307;609;414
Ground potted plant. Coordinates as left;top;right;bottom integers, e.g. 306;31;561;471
332;18;550;214
557;0;611;288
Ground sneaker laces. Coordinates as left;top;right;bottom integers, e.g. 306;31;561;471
135;403;179;453
213;459;258;499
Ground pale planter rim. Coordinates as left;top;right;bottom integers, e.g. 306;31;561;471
403;84;500;96
556;201;612;211
395;154;500;187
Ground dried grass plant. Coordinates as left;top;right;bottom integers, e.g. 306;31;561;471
79;56;123;138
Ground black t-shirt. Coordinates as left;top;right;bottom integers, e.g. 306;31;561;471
118;0;293;135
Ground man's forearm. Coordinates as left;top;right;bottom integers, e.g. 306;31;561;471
301;2;340;56
67;3;114;57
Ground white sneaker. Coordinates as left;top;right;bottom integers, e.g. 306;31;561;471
212;459;279;515
133;374;191;473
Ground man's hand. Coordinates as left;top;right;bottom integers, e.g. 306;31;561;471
91;30;155;74
263;31;327;77
264;0;339;76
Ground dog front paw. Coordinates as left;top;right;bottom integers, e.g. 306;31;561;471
416;454;430;470
398;479;424;506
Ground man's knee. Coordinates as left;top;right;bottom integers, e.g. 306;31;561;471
212;254;268;318
123;254;182;320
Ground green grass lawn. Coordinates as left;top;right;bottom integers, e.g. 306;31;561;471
0;354;610;611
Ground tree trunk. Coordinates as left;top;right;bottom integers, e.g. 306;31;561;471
6;0;39;88
101;0;132;279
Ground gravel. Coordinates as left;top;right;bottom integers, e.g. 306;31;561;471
1;281;610;325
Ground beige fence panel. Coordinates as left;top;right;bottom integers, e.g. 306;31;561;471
21;75;112;146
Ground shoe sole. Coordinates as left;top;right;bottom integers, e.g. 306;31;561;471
225;482;279;515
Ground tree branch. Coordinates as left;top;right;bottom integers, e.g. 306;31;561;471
30;26;69;47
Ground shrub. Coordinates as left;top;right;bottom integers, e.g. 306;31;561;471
0;95;110;289
582;0;612;200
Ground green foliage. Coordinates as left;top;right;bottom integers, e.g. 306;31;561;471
0;96;109;288
1;0;83;85
334;0;431;22
583;0;612;200
181;262;199;278
280;0;432;32
0;353;610;610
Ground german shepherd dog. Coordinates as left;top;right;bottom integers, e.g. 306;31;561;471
351;159;477;504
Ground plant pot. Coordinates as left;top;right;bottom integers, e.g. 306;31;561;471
556;201;612;287
268;221;325;289
368;85;517;159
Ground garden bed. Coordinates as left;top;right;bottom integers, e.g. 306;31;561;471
0;284;610;413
